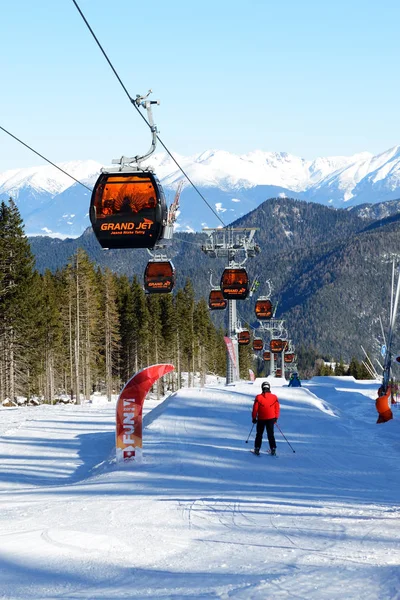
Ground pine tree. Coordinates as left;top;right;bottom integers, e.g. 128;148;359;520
98;268;121;401
61;249;101;403
0;198;36;402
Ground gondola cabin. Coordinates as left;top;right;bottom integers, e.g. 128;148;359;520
253;338;264;351
208;289;227;310
284;353;295;363
238;330;250;345
255;298;273;320
263;351;271;362
270;338;285;353
275;368;282;377
144;260;175;294
90;171;167;249
220;268;249;300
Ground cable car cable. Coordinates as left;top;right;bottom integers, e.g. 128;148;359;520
0;124;215;250
0;125;93;193
70;0;227;228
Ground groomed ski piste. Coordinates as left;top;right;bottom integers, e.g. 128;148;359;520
1;375;400;600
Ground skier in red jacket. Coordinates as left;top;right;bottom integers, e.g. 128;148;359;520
252;381;280;455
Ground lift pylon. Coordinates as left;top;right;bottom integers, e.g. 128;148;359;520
202;228;259;384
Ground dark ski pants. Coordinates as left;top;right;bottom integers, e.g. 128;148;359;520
255;419;276;451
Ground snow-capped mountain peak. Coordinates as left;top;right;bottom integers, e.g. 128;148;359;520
2;146;400;237
0;159;102;197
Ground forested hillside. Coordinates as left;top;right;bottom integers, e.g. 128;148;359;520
1;198;255;404
29;196;400;361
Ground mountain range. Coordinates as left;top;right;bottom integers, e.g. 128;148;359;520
3;145;400;237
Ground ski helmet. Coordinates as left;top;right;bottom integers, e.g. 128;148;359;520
261;381;270;393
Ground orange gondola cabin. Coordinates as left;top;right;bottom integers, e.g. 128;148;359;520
270;339;285;353
253;338;264;351
238;330;251;345
208;289;227;310
144;260;175;294
263;351;271;361
284;353;295;363
90;171;167;249
220;268;249;300
255;298;273;320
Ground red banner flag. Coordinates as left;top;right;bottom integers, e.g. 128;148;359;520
224;336;238;369
116;364;174;463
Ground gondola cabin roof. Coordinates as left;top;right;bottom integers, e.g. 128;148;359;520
90;171;167;249
238;330;250;345
253;338;264;351
208;289;227;310
255;298;273;320
144;260;175;294
220;268;249;300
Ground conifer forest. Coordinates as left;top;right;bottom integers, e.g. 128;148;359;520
0;198;255;404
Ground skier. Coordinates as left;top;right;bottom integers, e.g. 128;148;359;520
288;372;301;387
252;381;280;455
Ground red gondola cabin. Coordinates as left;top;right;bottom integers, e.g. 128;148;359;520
220;268;249;300
255;298;273;320
238;330;250;345
270;339;285;353
208;289;227;310
144;260;175;294
253;338;263;351
284;353;295;363
90;171;167;249
263;351;271;361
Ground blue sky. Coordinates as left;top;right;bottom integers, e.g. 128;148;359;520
1;0;400;170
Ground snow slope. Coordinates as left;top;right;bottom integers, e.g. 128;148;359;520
1;376;400;599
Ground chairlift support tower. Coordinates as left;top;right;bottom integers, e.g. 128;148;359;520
258;318;286;377
202;228;259;384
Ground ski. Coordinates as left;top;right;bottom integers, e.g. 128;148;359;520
250;449;278;457
266;450;278;456
250;449;261;456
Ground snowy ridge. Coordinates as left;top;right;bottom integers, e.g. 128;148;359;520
0;159;102;197
3;146;400;237
0;148;395;198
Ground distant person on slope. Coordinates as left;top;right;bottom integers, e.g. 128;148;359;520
252;381;280;455
288;372;301;387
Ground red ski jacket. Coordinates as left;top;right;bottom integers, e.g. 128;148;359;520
252;392;280;421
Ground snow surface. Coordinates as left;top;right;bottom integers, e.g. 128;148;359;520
1;375;400;600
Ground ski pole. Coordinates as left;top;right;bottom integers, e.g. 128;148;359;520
276;423;295;453
245;423;255;443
